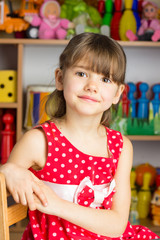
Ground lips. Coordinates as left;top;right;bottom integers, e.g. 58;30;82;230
78;95;99;102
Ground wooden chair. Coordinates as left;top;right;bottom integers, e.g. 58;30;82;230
0;172;28;240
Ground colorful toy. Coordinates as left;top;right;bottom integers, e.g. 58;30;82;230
102;0;113;26
126;1;160;42
135;163;157;187
0;113;15;164
24;0;74;39
121;84;130;118
24;85;55;129
119;0;137;41
129;170;140;224
128;82;137;118
137;83;149;119
132;0;141;31
151;173;160;226
110;0;122;40
137;172;152;219
0;70;17;103
97;0;105;17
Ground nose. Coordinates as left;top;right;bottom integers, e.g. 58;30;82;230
84;78;98;93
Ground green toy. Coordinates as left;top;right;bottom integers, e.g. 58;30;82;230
102;0;113;26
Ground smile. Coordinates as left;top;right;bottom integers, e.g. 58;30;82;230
78;95;99;102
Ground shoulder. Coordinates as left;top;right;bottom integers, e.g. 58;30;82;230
119;135;133;169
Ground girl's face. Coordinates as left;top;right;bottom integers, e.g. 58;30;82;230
143;4;157;19
55;60;124;119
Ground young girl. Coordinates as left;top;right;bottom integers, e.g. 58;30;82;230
0;33;159;240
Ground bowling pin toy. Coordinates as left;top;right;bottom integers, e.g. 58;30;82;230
98;0;105;17
121;84;130;117
137;172;152;219
119;0;137;41
151;84;160;117
110;0;122;40
0;113;15;164
128;82;137;118
132;0;141;31
137;83;149;119
102;0;113;27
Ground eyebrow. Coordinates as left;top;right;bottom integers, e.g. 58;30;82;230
72;65;91;71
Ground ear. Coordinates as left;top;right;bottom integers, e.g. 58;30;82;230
113;84;125;105
55;68;63;90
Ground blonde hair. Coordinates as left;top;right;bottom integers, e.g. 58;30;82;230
46;32;126;126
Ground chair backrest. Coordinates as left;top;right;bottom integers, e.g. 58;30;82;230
0;172;28;240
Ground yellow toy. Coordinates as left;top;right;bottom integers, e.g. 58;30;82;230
137;172;152;218
151;187;160;226
119;0;137;41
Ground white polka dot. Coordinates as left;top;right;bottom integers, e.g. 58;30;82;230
41;175;44;178
81;160;85;164
47;162;50;166
101;158;105;162
75;154;79;158
74;175;77;179
34;234;37;238
48;142;52;146
52;128;56;132
47;172;50;175
98;167;102;170
88;166;91;170
62;143;65;146
80;170;84;174
95;175;99;178
113;159;117;163
44;123;49;127
60;174;64;178
115;143;119;147
52;222;56;225
54;137;58;141
84;201;88;205
74;164;78;168
53;168;57;172
62;153;66;157
94;161;97;165
111;149;115;153
52;233;57;237
89;156;93;160
54;158;58;162
47;132;51;136
53;178;56;182
106;164;110;168
69;148;73;152
67;180;71;183
48;153;52;157
55;147;59;151
61;164;65;168
69;159;72;163
68;170;72;173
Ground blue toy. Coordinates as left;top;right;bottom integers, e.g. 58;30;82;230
128;82;137;118
151;84;160;117
137;83;149;119
132;0;141;31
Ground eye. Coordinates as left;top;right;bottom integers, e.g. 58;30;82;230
76;72;87;77
101;77;111;83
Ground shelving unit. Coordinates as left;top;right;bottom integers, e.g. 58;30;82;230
0;39;160;141
0;39;159;237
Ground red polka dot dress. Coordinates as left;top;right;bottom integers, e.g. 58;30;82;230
21;121;160;240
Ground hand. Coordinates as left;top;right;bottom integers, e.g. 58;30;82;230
33;181;62;216
0;163;47;211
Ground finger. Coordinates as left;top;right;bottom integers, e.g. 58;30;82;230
32;182;48;206
25;191;36;211
12;190;20;204
18;191;27;206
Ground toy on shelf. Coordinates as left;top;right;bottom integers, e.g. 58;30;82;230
97;0;105;17
0;70;17;103
137;172;152;219
24;0;75;39
151;173;160;226
129;170;140;225
0;113;15;164
119;0;137;41
126;1;160;42
135;163;157;187
24;85;55;129
110;0;122;40
60;0;102;36
132;0;141;31
111;81;160;135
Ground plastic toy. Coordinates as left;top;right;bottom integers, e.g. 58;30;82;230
0;113;15;164
137;83;149;119
60;0;102;35
151;84;160;117
102;0;113;26
119;0;137;41
0;0;29;34
24;0;74;39
137;172;152;219
151;173;160;226
135;163;157;187
128;82;137;118
97;0;105;17
110;0;122;40
132;0;141;31
121;84;130;118
126;1;160;42
129;170;139;224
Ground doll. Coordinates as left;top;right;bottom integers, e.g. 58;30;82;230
126;1;160;42
25;0;74;39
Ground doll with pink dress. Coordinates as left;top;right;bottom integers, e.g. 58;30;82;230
126;1;160;42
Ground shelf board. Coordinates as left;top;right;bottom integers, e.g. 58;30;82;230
0;102;18;108
0;39;160;47
127;135;160;141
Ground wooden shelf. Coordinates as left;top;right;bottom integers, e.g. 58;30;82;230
0;102;18;108
127;135;160;141
0;39;160;47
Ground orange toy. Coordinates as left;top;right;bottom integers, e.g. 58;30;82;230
135;163;157;187
151;188;160;226
0;0;42;34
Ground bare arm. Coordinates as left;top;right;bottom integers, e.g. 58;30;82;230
34;136;133;238
0;128;48;210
